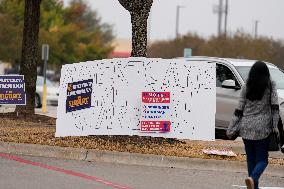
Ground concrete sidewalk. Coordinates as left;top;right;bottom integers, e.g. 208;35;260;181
0;141;283;177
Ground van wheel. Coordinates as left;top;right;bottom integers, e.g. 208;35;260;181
35;94;42;108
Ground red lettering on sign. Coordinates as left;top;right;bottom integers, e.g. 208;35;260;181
142;92;170;103
140;121;171;132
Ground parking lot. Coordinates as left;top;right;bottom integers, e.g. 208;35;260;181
0;105;57;118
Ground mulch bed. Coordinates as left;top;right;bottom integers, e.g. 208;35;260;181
0;112;56;125
0;114;283;166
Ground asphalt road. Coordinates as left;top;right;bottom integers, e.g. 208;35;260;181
0;153;283;189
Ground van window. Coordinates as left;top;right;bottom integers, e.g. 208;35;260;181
216;64;239;87
236;66;284;90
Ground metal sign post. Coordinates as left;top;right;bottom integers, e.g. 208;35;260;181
41;44;49;113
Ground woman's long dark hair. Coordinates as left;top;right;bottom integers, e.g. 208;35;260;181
246;61;271;101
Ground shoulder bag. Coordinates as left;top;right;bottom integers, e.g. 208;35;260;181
268;83;281;151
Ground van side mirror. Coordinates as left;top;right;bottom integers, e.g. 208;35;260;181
221;80;241;90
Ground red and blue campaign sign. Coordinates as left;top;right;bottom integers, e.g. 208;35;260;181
0;75;26;105
141;92;171;133
140;121;171;132
142;92;170;103
66;79;93;113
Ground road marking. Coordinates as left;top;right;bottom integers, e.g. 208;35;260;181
0;153;133;189
232;185;246;188
233;185;284;189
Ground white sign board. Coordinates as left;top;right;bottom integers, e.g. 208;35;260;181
56;58;216;140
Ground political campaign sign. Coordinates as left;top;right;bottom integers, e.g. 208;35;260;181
66;79;93;112
0;75;26;105
141;92;171;132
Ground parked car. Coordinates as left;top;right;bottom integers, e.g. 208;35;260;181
184;57;284;138
35;76;59;108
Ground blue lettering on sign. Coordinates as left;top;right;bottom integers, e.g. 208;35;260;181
143;105;169;109
163;122;170;132
142;104;170;119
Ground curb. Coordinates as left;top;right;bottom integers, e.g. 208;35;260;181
0;141;283;177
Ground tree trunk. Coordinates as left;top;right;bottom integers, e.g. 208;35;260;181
15;0;41;115
118;0;153;57
130;11;149;57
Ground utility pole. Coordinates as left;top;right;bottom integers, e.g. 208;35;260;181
254;20;259;39
176;5;185;38
224;0;228;36
213;0;224;36
218;0;223;36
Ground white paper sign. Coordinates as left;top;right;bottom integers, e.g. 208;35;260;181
56;58;216;140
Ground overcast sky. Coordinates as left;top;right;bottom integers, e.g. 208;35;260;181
64;0;284;41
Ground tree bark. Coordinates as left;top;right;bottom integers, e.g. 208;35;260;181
131;11;149;57
15;0;41;115
118;0;153;57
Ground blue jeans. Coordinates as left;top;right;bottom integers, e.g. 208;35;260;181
243;137;269;189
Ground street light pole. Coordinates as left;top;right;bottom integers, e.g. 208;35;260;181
224;0;229;36
254;20;259;39
218;0;223;36
176;5;185;38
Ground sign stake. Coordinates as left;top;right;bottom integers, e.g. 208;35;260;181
41;44;49;113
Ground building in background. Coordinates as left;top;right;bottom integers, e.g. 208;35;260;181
0;61;14;75
0;62;4;75
110;38;131;58
0;61;3;75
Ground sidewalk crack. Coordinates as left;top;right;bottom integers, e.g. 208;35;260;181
83;150;89;161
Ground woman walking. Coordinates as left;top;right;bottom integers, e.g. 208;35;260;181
227;61;280;189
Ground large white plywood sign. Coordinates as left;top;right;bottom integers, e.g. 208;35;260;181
56;58;216;140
